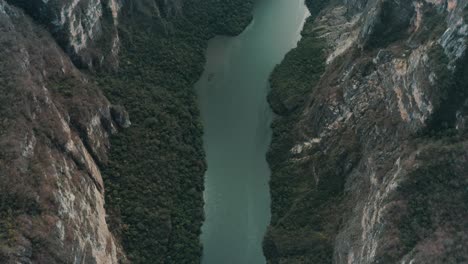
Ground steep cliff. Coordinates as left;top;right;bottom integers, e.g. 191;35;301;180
6;0;121;69
0;0;253;263
265;0;468;263
0;1;125;262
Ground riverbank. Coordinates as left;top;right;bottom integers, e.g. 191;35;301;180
264;2;330;262
98;1;253;263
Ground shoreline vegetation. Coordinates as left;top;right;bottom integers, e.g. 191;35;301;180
99;1;253;263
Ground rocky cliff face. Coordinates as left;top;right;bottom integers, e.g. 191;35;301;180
0;1;127;263
5;0;184;69
265;0;468;263
6;0;122;69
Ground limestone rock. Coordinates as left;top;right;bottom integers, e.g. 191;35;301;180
0;1;122;262
266;0;468;263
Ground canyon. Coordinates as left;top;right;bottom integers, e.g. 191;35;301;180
1;0;467;263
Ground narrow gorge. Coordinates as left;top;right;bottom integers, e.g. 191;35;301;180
1;0;467;264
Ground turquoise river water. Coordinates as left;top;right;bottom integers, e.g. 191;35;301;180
196;1;309;263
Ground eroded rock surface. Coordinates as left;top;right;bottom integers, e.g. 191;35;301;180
0;1;124;263
5;0;122;69
265;0;468;263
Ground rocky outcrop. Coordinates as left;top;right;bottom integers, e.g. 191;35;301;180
6;0;122;69
0;1;127;263
4;0;188;70
265;0;468;263
110;105;131;128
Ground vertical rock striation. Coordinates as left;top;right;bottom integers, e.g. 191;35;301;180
265;0;468;263
6;0;122;69
0;1;127;263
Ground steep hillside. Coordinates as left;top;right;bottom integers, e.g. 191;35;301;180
0;1;125;262
0;0;253;263
265;0;468;263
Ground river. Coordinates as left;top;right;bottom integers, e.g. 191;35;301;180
195;1;309;263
